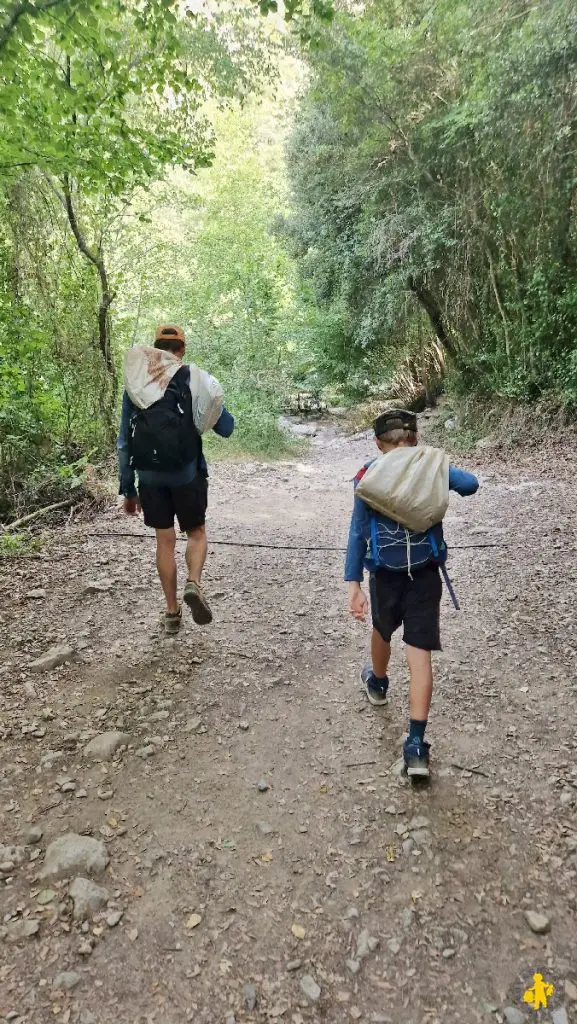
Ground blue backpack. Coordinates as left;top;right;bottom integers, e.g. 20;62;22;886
369;513;447;574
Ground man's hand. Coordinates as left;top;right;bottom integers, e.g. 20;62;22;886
348;582;368;622
123;496;141;517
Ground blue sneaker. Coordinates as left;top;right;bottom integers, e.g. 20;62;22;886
403;738;431;778
361;664;389;706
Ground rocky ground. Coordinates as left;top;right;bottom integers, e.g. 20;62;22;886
1;423;577;1024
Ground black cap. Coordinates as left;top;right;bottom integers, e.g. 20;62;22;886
374;408;418;436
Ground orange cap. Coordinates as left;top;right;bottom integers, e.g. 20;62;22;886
155;324;185;344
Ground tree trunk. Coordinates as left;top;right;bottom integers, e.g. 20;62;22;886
407;275;457;360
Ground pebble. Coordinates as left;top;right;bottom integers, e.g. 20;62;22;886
41;834;109;882
239;720;250;731
78;939;93;956
25;825;43;845
408;816;430;830
524;910;550;934
442;947;456;959
29;645;75;673
300;974;321;1002
79;1014;97;1024
225;1015;236;1024
36;889;57;905
53;971;81;991
0;844;26;867
84;731;129;761
136;745;156;759
387;938;402;955
286;960;302;972
185;716;202;733
346;959;361;975
106;910;123;928
565;980;577;1001
257;779;270;792
69;877;109;920
552;1010;569;1024
97;787;114;801
148;711;170;722
243;983;257;1011
356;929;379;960
257;821;274;836
503;1009;526;1024
25;588;46;599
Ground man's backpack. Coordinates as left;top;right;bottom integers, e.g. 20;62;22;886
128;366;200;472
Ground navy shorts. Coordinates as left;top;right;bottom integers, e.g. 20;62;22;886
369;564;442;651
139;475;207;532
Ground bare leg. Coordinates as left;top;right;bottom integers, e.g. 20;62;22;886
405;645;433;721
155;527;178;613
372;629;391;678
185;525;207;584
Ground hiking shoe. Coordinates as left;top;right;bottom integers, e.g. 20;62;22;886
361;663;389;706
403;738;431;778
183;581;213;625
164;605;182;636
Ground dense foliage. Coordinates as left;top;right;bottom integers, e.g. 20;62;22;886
285;0;577;406
0;0;292;517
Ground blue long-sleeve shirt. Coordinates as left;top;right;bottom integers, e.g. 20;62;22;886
117;389;234;497
344;463;479;582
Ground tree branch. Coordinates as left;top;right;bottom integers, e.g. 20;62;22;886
0;0;73;53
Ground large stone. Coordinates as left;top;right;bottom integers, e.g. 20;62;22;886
524;910;550;934
2;919;40;942
69;877;109;920
29;645;75;673
83;731;129;762
40;834;109;882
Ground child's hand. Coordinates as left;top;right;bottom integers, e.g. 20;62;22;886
348;583;368;622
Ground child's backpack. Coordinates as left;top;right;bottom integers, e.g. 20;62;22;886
128;366;200;472
355;445;450;532
369;514;447;573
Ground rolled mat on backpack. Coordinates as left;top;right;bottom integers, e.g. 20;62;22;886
123;346;223;435
355;445;450;533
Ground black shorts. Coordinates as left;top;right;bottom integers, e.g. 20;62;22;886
139;475;208;532
369;564;442;651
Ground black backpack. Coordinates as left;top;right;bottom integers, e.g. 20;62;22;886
128;365;200;472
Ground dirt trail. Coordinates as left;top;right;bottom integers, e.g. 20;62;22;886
1;427;577;1024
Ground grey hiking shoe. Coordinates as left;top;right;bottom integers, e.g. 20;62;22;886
183;581;213;625
164;605;182;636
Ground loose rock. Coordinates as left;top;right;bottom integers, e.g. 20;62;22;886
300;974;321;1002
53;971;81;991
3;919;40;942
106;910;123;928
552;1010;569;1024
29;645;75;673
244;983;257;1011
40;834;109;882
524;910;550;934
25;825;43;845
83;731;129;761
257;779;270;792
69;877;109;920
503;1009;526;1024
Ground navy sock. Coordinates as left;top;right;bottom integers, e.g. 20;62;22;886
408;719;427;744
372;673;388;686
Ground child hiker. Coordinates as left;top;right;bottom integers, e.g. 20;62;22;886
344;409;479;777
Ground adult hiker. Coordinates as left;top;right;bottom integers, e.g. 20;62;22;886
117;325;234;635
344;408;478;778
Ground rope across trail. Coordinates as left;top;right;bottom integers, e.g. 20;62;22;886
80;531;503;553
